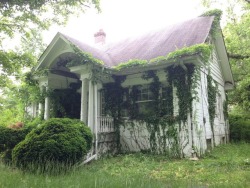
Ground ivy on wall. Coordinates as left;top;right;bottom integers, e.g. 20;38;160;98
102;63;200;156
102;75;126;152
207;74;218;145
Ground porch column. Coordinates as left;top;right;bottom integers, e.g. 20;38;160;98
44;86;50;120
94;84;98;159
38;86;45;117
38;103;44;117
80;78;88;124
88;81;94;131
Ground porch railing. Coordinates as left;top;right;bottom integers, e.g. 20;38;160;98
97;116;115;133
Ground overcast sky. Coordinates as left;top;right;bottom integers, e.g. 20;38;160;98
43;0;205;45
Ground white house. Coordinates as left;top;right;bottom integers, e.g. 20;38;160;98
32;13;234;158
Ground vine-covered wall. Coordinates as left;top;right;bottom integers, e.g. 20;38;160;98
103;63;212;157
102;56;228;157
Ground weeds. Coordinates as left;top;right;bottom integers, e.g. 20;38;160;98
0;143;249;188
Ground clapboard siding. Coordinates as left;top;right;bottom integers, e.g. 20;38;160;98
209;48;224;86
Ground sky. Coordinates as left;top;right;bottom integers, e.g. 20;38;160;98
43;0;205;45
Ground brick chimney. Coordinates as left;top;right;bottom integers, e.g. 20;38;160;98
94;29;106;45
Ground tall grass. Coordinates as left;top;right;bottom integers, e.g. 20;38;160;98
0;143;249;188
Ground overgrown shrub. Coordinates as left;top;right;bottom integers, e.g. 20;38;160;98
12;118;92;173
0;126;31;164
229;114;250;142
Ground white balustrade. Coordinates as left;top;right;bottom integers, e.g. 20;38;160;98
97;116;115;133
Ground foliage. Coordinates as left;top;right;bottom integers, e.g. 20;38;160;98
114;44;212;71
0;51;36;88
104;63;201;156
0;125;33;164
200;0;250;118
0;0;100;125
223;5;250;112
0;0;99;73
0;74;43;125
114;59;148;71
207;74;218;144
0;143;249;187
66;44;104;67
200;9;223;37
12;118;92;173
167;64;195;122
229;114;250;142
0;0;100;41
103;76;126;151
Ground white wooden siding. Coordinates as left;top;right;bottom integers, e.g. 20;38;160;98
209;48;224;86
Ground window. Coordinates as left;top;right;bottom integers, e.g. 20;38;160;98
132;84;171;116
101;83;172;118
134;85;154;115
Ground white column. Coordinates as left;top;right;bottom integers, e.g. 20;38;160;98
80;78;88;124
44;87;50;120
88;81;94;131
38;86;45;118
38;103;43;117
94;84;98;159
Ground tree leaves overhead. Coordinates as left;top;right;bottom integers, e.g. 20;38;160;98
0;0;100;41
0;0;100;87
201;0;250;113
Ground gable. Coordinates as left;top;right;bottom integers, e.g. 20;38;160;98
35;33;75;70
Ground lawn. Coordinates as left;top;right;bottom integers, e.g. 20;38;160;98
0;143;249;188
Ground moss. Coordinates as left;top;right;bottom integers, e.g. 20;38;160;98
113;59;148;71
200;9;223;37
152;44;211;65
114;44;212;71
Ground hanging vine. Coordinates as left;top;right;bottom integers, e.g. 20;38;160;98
207;74;218;145
102;75;126;152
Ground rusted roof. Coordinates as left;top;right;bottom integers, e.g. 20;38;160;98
63;16;214;67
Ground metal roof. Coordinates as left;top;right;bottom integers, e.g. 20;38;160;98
63;16;214;67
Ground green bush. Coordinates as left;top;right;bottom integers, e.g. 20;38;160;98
12;118;93;173
229;115;250;142
0;126;31;164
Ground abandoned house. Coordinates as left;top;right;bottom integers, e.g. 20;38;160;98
31;12;234;158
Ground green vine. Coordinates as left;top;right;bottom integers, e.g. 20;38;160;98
66;44;104;67
167;64;195;122
207;74;218;145
102;75;126;152
114;44;212;71
200;9;223;37
223;99;228;121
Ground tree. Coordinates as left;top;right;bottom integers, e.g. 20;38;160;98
0;0;100;87
224;6;250;112
201;0;250;114
0;0;100;124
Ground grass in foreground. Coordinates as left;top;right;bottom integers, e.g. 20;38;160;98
0;143;249;188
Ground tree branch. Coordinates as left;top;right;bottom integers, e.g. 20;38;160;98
228;53;250;59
